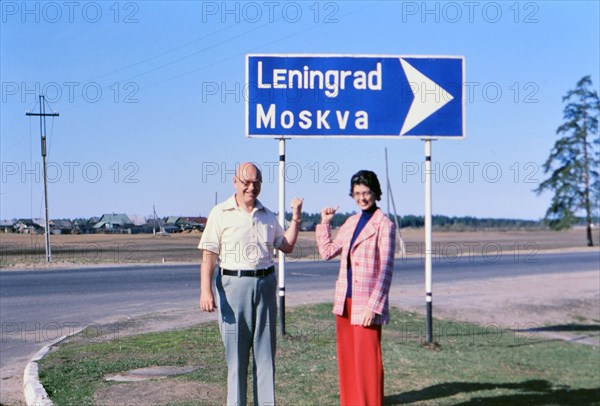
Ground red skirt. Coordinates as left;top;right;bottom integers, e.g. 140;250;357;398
336;298;383;406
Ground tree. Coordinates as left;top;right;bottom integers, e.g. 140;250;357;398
536;76;600;246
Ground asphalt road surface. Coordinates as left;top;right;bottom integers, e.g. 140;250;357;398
1;251;599;372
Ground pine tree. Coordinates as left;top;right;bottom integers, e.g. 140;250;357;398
536;76;600;246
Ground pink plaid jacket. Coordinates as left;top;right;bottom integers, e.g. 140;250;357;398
316;208;396;325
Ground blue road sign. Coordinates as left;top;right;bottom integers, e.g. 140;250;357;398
245;54;465;138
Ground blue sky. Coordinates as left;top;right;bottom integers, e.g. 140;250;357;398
1;1;599;221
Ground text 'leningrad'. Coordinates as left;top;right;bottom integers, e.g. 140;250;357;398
253;61;382;131
257;61;382;98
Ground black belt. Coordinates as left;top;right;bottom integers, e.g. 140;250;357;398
221;265;275;278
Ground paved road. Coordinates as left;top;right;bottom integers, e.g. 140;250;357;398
1;251;599;371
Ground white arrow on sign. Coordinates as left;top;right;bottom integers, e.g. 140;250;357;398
399;58;454;136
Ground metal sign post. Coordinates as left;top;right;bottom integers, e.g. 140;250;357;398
277;138;287;335
424;139;434;343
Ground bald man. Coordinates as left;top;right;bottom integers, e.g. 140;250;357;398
199;162;303;406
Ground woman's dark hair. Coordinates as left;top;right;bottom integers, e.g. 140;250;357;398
349;170;382;201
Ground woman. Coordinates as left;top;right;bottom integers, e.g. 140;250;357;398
316;170;396;406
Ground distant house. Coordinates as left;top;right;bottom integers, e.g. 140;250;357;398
93;213;136;233
50;219;74;235
300;221;316;232
73;218;97;234
143;217;165;234
144;217;178;234
165;216;179;226
14;219;45;234
177;217;207;231
166;216;207;232
161;217;181;233
128;215;146;227
0;220;15;233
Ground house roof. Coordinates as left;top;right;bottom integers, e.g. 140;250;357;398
93;213;134;229
128;215;146;226
179;217;207;224
50;220;73;229
166;216;180;224
16;218;45;228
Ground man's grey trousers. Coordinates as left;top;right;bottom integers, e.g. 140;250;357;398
216;271;277;406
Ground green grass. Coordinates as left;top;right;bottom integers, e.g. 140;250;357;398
39;304;600;405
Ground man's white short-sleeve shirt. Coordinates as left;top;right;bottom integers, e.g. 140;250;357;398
198;195;285;270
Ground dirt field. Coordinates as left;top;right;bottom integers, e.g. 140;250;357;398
1;228;598;268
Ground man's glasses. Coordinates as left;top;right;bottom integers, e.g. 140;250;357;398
236;177;262;188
